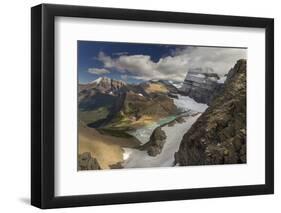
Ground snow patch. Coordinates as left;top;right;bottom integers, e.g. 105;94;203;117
172;83;183;89
167;80;182;89
209;77;218;81
217;76;227;84
150;79;159;83
122;150;132;161
91;77;102;84
190;73;205;78
173;95;208;113
122;114;201;168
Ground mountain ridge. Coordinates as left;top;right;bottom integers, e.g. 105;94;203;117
175;59;247;166
78;78;179;131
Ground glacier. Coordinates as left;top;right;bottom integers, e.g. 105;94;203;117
122;95;208;168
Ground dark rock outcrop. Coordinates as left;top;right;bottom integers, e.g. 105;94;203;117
175;59;246;166
179;69;224;104
140;127;167;156
78;152;101;170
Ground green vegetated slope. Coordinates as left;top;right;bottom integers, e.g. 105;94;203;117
78;78;179;132
78;77;181;170
79;107;109;125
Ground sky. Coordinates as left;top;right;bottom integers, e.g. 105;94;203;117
78;41;247;84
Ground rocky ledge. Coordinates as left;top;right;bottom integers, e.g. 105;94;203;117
175;59;247;166
140;127;167;156
78;152;101;170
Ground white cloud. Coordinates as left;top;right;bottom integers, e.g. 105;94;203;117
88;67;110;75
177;47;247;76
97;47;246;82
113;52;129;56
120;74;128;81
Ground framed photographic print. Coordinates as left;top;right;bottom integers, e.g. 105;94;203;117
31;4;274;209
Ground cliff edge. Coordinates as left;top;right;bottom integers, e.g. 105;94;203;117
175;59;246;165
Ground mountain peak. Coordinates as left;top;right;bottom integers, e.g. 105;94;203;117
85;77;127;94
91;76;110;84
175;59;246;166
90;77;126;85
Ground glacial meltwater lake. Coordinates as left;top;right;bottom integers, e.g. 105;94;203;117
122;95;208;168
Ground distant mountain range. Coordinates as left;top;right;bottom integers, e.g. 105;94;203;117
78;60;246;170
78;68;229;130
78;77;180;131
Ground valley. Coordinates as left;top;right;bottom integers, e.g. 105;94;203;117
78;75;211;170
76;40;247;170
78;59;246;170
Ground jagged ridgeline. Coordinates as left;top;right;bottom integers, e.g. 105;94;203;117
78;77;182;169
78;77;178;130
175;59;247;165
77;58;246;170
178;68;225;104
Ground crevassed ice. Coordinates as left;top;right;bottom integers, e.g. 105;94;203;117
173;95;208;113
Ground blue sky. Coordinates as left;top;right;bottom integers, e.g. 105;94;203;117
78;41;181;84
78;41;247;84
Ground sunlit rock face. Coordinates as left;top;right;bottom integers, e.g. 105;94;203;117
179;68;224;104
175;59;247;166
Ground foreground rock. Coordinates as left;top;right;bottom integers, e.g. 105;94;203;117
140;127;167;156
175;59;246;166
78;152;101;170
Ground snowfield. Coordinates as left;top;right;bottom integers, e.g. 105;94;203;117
190;73;205;78
122;95;208;168
122;114;201;168
217;76;227;84
173;83;182;89
173;95;208;113
91;77;102;84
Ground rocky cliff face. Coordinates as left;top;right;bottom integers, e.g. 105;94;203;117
140;127;167;156
79;77;126;93
175;59;246;166
78;152;101;170
179;69;224;104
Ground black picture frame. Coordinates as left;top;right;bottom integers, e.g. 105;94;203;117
31;3;274;209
